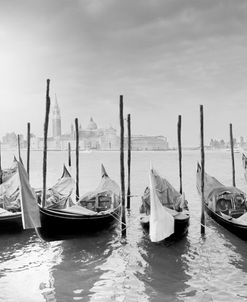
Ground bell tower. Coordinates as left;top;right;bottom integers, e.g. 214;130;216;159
52;94;62;138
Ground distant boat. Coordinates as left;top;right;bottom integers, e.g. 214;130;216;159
38;164;121;235
140;168;190;242
81;149;93;154
196;163;247;240
226;147;241;153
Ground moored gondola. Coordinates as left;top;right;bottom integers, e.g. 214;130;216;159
0;160;22;231
38;164;121;235
0;160;41;233
140;168;190;242
196;163;247;240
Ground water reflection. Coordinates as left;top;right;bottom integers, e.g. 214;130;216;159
45;229;118;301
85;209;149;302
139;232;190;302
0;231;63;302
181;218;247;301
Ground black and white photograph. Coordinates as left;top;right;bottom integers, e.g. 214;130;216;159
1;1;247;301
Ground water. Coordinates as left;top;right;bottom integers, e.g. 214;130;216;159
0;150;247;302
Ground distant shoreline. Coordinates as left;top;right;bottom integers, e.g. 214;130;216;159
1;148;237;152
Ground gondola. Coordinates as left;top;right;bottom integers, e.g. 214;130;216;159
0;160;22;231
38;165;121;235
0;160;40;232
140;168;190;242
196;163;247;240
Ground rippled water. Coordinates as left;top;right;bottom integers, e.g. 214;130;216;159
0;150;247;302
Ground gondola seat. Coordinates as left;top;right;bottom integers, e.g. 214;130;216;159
216;198;232;215
229;209;246;218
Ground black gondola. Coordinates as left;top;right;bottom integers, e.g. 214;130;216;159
197;163;247;240
38;165;121;235
140;168;190;242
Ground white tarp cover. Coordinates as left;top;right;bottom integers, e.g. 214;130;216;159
2;158;18;183
142;170;187;212
53;165;120;215
79;174;120;202
0;161;20;212
17;161;41;229
50;166;75;196
45;166;76;208
149;168;174;242
0;161;18;197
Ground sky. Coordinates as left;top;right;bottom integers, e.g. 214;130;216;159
1;0;247;147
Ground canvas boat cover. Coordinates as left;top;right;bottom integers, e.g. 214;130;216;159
1;158;18;183
196;163;246;212
77;165;121;215
0;160;41;229
0;160;20;213
49;164;120;216
196;163;225;200
45;165;76;209
149;168;175;242
79;175;120;202
141;169;188;213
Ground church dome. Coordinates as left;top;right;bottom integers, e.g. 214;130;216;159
87;117;97;130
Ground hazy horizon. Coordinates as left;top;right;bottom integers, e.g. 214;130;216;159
1;0;247;148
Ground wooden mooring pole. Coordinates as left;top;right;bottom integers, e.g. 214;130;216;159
68;142;71;168
127;114;131;209
177;115;182;194
200;105;205;235
230;123;236;187
120;95;126;237
17;134;23;164
0;142;2;184
42;79;51;208
75;118;79;201
27;122;31;178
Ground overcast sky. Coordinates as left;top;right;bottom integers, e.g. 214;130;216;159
1;0;247;147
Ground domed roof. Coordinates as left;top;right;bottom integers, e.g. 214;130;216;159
87;117;97;130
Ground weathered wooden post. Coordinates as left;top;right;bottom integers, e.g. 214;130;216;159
75;118;79;201
230;123;236;187
0;142;2;184
177;115;182;194
120;95;126;237
127;114;131;209
68;142;71;168
27;122;31;178
42;79;51;208
200;105;205;235
17;134;23;164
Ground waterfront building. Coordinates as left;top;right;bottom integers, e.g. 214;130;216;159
131;135;169;151
1;99;169;151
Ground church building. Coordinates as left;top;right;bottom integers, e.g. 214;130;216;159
27;98;169;151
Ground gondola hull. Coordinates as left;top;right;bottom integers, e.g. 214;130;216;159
205;205;247;240
39;207;120;235
140;214;190;241
0;213;23;233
